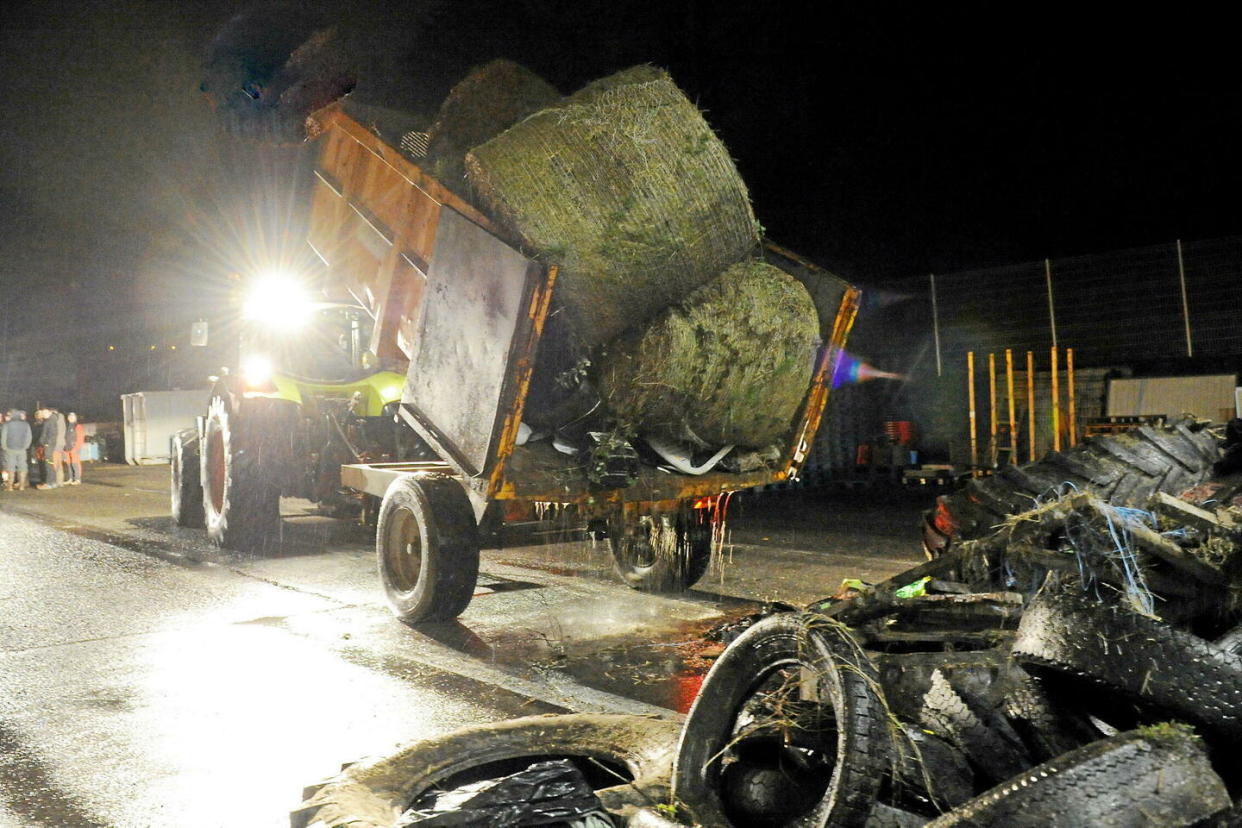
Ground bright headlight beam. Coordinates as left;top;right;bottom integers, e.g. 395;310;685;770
243;272;314;330
242;355;273;387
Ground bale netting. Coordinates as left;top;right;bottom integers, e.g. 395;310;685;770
424;59;561;188
465;65;760;346
596;260;820;449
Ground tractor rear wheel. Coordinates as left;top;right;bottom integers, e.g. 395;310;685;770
201;396;282;552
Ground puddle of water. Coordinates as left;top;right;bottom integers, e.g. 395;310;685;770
510;608;757;713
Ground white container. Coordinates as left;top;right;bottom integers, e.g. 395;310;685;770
120;390;208;465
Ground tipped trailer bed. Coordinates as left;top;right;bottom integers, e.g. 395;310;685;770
308;105;860;623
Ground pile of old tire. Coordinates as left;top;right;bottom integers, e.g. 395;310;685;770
924;417;1221;555
661;597;1242;827
289;590;1242;827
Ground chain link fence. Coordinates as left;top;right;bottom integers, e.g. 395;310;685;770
925;236;1242;369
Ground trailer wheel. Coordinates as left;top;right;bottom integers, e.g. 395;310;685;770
171;428;204;528
201;396;281;552
611;505;712;592
376;474;479;624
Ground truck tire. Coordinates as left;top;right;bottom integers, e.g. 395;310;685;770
290;713;682;828
611;506;712;592
919;670;1032;787
171;428;205;528
923;727;1230;827
1215;623;1242;656
673;613;889;827
376;473;479;624
201;396;282;552
1012;590;1242;742
888;723;975;814
926;418;1219;552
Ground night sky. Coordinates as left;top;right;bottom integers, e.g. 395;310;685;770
1;1;1238;412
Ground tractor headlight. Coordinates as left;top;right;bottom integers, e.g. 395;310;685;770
242;355;274;388
243;271;314;331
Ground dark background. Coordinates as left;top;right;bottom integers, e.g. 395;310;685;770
1;1;1238;417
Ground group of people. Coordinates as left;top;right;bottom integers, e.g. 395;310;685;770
1;407;86;491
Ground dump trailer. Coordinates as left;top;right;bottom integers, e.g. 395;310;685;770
173;103;860;623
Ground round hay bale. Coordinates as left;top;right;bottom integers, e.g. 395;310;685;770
465;65;760;346
597;260;820;449
424;59;561;188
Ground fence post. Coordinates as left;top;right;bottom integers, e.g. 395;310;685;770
1051;346;1061;452
1045;258;1058;349
930;273;943;377
1027;350;1036;462
967;351;978;475
1176;239;1193;358
1006;348;1017;464
988;352;998;467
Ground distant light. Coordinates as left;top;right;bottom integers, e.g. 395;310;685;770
170;345;177;350
107;345;115;351
150;345;157;351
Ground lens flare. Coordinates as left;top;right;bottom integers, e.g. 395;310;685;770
832;351;906;388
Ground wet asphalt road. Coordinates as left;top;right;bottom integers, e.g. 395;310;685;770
0;464;928;827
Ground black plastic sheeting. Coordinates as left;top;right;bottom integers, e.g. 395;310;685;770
395;759;614;827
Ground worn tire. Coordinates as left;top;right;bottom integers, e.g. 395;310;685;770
919;670;1032;786
924;727;1230;827
611;506;711;592
873;649;1014;725
1013;590;1242;742
376;473;479;624
928;417;1220;548
888;723;975;814
999;672;1099;762
290;713;682;828
201;396;281;551
171;428;205;528
673;612;889;827
1215;623;1242;656
866;803;930;827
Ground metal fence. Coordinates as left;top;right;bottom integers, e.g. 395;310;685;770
923;236;1242;370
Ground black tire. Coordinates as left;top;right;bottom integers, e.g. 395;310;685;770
873;649;1013;725
290;713;682;828
924;727;1230;827
888;723;975;814
866;803;930;827
376;473;479;624
1012;590;1242;742
1215;623;1242;656
929;418;1219;547
171;428;204;528
998;672;1099;762
611;505;712;592
919;670;1032;786
672;612;889;827
201;396;282;552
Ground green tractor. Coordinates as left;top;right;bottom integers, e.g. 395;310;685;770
171;273;418;551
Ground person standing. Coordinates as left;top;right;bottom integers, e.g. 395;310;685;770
2;409;32;490
64;411;86;485
36;407;66;490
0;410;10;489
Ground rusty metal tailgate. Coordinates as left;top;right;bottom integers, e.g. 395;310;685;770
398;207;551;483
